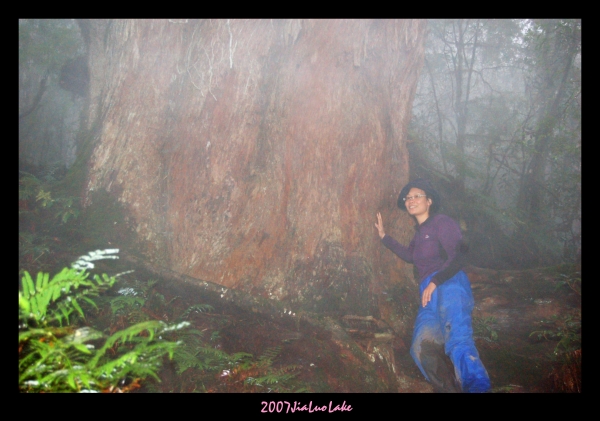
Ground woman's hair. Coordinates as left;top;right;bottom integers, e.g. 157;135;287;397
397;178;441;214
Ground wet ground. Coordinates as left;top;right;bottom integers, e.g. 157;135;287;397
122;261;581;393
469;266;581;393
20;241;581;393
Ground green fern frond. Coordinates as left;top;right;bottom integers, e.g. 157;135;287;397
179;303;215;320
19;267;115;325
19;250;188;393
19;172;42;201
273;364;302;374
110;295;146;315
258;345;282;366
90;320;166;365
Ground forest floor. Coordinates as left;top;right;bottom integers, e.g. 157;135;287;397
19;237;581;394
19;213;580;394
467;265;581;393
104;258;582;393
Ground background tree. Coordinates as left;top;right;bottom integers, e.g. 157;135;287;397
19;19;85;173
410;19;580;269
514;19;581;265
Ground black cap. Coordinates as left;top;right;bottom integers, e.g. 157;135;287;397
397;178;441;213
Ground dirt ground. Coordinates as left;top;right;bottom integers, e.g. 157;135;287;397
134;263;580;393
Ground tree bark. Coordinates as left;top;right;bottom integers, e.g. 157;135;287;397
81;19;427;325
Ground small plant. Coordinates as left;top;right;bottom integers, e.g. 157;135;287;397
166;304;306;393
110;295;146;316
19;232;51;266
241;346;305;393
473;316;499;342
35;189;80;224
19;249;188;393
19;171;42;202
556;272;581;296
103;279;176;327
529;312;581;356
199;344;304;393
19;171;81;270
179;303;215;319
20;169;80;225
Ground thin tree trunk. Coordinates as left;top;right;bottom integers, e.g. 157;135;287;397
19;71;49;121
518;25;578;226
424;57;447;175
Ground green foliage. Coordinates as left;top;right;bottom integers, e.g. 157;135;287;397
170;329;212;374
105;279;170;325
19;172;42;202
34;189;80;224
19;266;115;327
20;171;81;272
19;232;51;266
179;303;215;320
110;295;146;316
167;305;305;393
170;304;253;376
473;316;499;342
173;331;253;376
529;312;581;356
109;281;152;316
19;250;187;393
242;346;304;393
555;272;581;296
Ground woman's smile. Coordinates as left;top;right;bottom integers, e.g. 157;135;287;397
404;188;432;223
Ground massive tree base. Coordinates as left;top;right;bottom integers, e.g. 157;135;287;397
121;251;414;392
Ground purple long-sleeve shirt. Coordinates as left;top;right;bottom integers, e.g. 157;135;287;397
381;213;466;286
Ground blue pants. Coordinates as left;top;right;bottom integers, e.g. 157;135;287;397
410;271;491;393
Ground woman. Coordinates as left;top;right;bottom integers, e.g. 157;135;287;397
375;178;490;393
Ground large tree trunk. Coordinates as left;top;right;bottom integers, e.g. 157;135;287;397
81;19;426;326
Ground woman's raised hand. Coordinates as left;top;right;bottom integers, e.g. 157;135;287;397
375;212;386;239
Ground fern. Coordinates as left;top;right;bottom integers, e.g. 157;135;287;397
473;316;499;342
529;312;581;356
19;267;116;326
178;304;215;320
170;331;307;392
19;171;42;201
241;347;303;392
110;295;146;315
172;329;211;374
89;322;186;383
18;249;188;393
257;345;282;367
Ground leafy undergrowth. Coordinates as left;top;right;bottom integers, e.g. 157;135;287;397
19;243;581;393
20;239;581;394
102;269;398;393
18;250;187;393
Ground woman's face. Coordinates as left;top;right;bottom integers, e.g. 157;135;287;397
404;187;432;220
